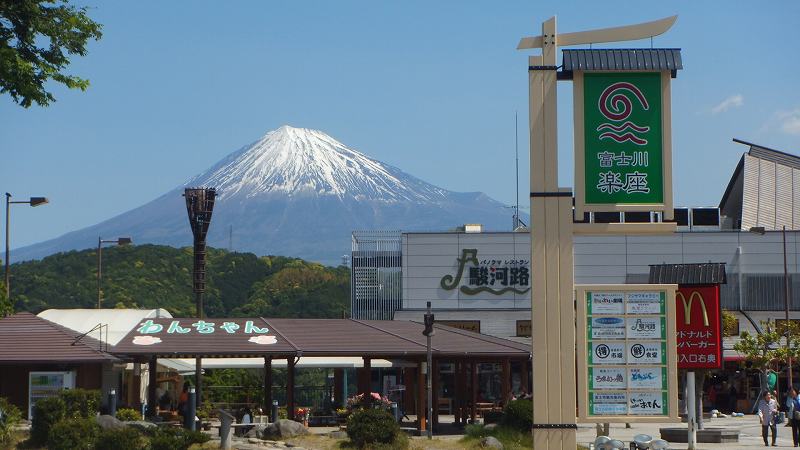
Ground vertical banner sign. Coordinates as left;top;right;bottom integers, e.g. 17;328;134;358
577;284;679;423
573;71;673;217
676;285;722;369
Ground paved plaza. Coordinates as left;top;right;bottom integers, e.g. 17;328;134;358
574;416;798;449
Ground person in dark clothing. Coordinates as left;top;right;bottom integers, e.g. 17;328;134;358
789;388;800;447
728;384;738;413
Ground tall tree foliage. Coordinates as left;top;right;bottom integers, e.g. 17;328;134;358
9;245;350;319
0;0;102;107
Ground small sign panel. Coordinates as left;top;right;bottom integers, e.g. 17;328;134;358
577;284;678;423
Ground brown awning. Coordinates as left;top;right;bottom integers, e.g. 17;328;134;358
112;317;531;359
0;312;119;364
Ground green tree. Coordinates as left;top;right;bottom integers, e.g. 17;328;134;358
732;319;800;394
0;0;102;107
0;279;10;317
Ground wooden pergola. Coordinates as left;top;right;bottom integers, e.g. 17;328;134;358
113;317;531;432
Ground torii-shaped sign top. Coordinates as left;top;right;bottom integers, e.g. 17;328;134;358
517;15;677;50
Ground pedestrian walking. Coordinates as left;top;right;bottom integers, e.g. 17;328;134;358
788;388;800;447
760;391;779;446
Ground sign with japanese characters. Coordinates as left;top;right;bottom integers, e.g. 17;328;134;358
439;248;530;296
676;285;722;369
131;319;278;346
577;285;678;423
590;317;626;339
590;367;626;390
573;71;673;216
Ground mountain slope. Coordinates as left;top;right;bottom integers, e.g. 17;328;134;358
14;126;520;265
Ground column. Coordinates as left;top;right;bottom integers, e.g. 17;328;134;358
471;361;478;423
333;368;344;407
147;356;157;417
417;361;426;432
287;357;295;421
502;358;511;406
263;357;272;420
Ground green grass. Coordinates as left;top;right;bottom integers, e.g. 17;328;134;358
461;424;533;450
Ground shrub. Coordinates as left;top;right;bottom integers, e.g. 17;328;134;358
60;389;101;418
501;399;533;431
148;427;211;450
96;426;148;450
116;407;142;421
346;407;400;448
46;417;100;450
0;397;22;445
30;396;66;445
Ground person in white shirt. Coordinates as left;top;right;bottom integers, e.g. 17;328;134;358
760;391;779;446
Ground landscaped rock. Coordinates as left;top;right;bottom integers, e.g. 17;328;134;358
480;436;504;449
263;419;310;439
123;420;158;431
484;423;498;431
245;424;267;438
95;414;124;429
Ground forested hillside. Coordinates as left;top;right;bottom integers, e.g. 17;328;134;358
8;245;350;318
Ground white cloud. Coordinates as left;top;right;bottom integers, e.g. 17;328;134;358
711;94;744;114
776;109;800;136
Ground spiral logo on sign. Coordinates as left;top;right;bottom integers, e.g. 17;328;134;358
596;82;650;146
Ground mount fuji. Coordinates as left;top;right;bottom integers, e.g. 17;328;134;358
15;126;521;265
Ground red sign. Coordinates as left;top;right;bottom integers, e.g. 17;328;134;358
676;285;722;369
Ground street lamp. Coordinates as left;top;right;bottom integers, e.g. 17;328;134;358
4;193;49;308
750;226;793;390
97;236;132;308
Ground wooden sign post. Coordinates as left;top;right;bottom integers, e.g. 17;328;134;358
518;15;678;450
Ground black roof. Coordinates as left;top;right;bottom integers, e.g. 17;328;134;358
561;49;682;73
648;263;727;286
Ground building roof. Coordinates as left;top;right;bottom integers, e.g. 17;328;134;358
112;317;531;359
0;312;119;364
561;49;682;74
38;308;172;346
648;263;727;286
719;139;800;226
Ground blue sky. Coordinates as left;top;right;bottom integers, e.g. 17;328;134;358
2;1;799;250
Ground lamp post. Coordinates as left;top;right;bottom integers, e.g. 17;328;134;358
97;236;132;308
4;193;48;306
751;226;792;390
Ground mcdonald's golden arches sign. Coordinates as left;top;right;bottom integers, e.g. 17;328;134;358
676;285;722;369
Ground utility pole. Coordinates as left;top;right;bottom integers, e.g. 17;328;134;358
423;302;434;439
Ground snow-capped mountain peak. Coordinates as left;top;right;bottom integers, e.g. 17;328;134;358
190;125;447;203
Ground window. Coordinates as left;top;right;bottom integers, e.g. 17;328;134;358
437;320;480;333
516;320;531;337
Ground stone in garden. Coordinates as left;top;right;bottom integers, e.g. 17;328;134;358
123;420;158;431
484;423;498;431
245;424;267;438
480;436;504;449
95;414;124;429
263;419;310;438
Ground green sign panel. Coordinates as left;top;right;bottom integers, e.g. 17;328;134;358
583;72;663;205
584;290;670;417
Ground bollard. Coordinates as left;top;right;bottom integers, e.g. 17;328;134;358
271;400;279;423
185;387;197;430
218;409;234;450
108;389;117;417
391;402;399;422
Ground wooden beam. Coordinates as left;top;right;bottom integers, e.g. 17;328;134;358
287;357;295;421
502;358;511;406
471;362;478;424
147;356;157;417
264;356;272;420
333;368;344;407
